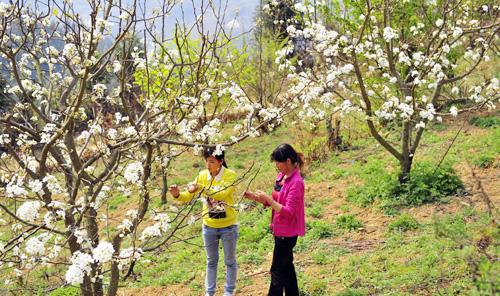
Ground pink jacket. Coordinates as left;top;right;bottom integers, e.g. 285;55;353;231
270;168;305;237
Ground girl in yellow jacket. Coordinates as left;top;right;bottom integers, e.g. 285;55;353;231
169;146;238;296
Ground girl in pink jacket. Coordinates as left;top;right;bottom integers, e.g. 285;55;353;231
245;143;305;296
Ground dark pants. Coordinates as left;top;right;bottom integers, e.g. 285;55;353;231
268;236;299;296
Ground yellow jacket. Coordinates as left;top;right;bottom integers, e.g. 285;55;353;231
175;167;238;228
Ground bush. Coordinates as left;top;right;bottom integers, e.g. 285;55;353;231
470;116;500;128
297;135;330;164
390;163;464;207
347;162;464;209
336;214;363;231
388;214;420;232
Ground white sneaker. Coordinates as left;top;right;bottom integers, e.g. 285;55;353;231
223;292;233;296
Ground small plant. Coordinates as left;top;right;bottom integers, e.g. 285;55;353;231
308;220;336;239
472;154;495;169
307;199;328;218
388;214;420;232
336;214;363;231
470;116;500;128
336;289;367;296
49;287;80;296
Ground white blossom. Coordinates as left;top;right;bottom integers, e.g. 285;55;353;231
43;175;63;194
124;162;143;183
112;61;122;73
123;126;137;137
107;128;117;140
65;251;93;285
415;121;426;129
140;224;161;240
0;2;11;16
17;201;42;223
226;19;240;31
452;27;463;38
213;144;225;156
450;106;458;117
92;241;114;263
6;176;27;197
383;27;398;42
25;234;51;256
93;84;107;97
0;134;11;145
28;179;44;195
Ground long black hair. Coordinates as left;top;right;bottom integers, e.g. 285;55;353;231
270;143;304;170
202;146;228;168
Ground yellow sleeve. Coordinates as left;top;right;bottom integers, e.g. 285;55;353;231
175;173;204;202
206;170;237;201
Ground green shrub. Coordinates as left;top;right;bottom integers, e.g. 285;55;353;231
390;163;464;207
388;214;420;232
336;214;363;231
470;116;500;128
298;135;329;163
347;162;464;209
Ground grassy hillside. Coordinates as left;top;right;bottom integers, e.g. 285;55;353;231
32;109;498;296
69;108;500;296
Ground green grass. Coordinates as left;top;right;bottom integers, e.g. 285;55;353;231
336;214;363;232
336;211;498;295
388;214;420;232
470;115;500;128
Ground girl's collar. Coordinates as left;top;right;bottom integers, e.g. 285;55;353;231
207;166;225;182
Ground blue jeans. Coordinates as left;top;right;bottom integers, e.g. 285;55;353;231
202;224;238;296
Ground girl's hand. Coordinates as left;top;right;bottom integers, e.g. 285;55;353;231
187;183;198;193
169;185;180;198
243;191;257;200
244;191;264;203
256;190;272;204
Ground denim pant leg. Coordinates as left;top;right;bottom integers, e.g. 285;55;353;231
203;225;220;296
221;225;238;294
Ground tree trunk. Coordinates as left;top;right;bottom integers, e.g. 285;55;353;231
157;145;168;204
399;153;413;184
81;276;93;296
161;172;168;204
326;113;342;150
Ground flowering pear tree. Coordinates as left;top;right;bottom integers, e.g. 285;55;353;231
280;0;499;181
0;0;296;295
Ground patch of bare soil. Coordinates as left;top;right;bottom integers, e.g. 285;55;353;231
118;285;190;296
